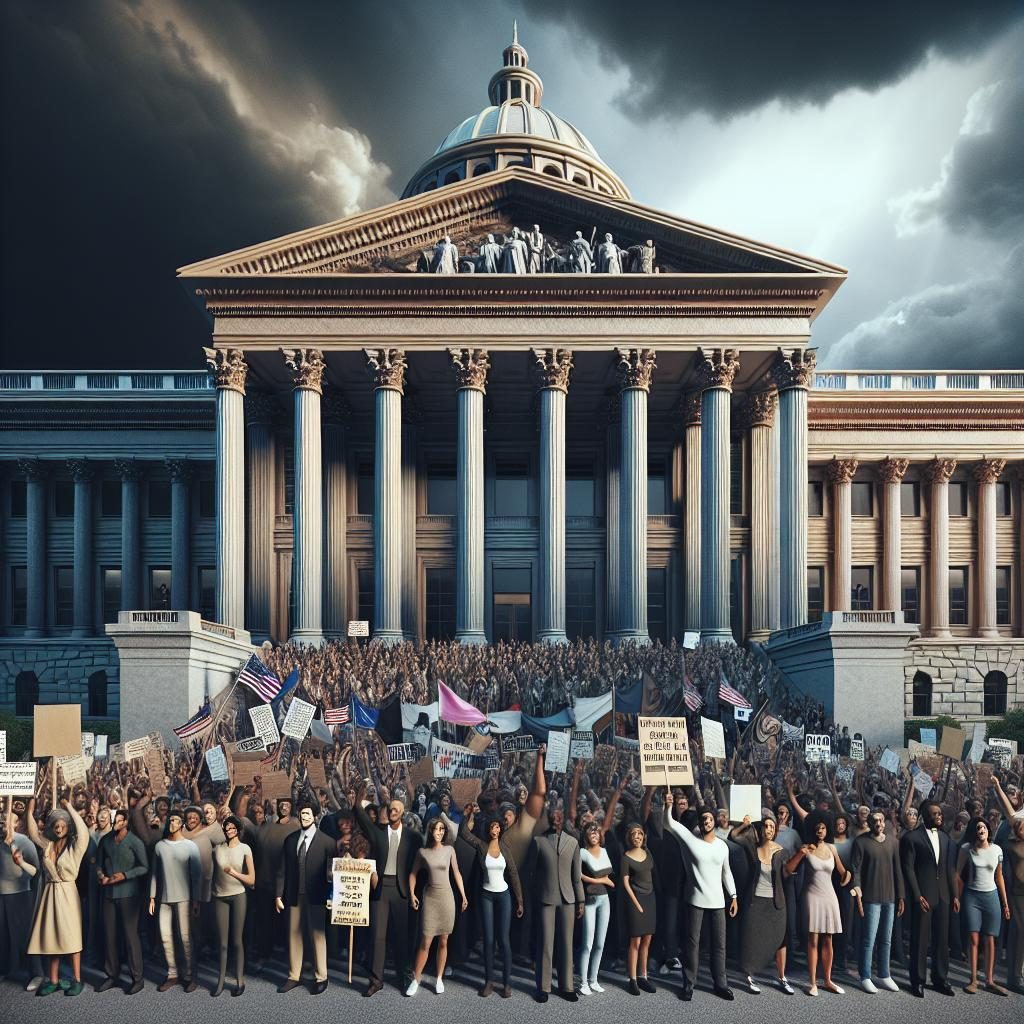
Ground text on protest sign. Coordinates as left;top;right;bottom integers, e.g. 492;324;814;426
144;747;167;795
122;735;152;761
0;729;5;763
638;717;693;787
205;746;229;782
95;735;108;758
347;620;369;637
988;738;1014;768
849;738;865;761
700;717;726;760
569;731;595;760
331;857;375;927
430;737;487;778
386;743;418;764
234;735;266;755
56;754;87;786
499;734;537;754
919;728;937;750
805;734;832;764
545;730;571;774
0;761;37;796
249;703;281;746
281;697;317;740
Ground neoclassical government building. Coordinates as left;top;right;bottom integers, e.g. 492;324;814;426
1;34;1022;732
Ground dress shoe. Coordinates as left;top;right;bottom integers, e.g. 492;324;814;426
231;984;245;997
500;986;512;998
278;979;301;993
559;989;578;1002
638;977;656;994
362;980;383;997
157;978;179;993
714;986;735;1000
479;982;493;997
679;982;693;1001
933;979;955;996
910;983;925;997
533;989;548;1003
311;981;328;995
627;978;641;995
182;979;198;993
125;981;144;995
95;977;117;993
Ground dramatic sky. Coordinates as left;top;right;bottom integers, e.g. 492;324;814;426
3;0;1022;370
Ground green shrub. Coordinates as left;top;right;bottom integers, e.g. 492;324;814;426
0;713;119;761
904;715;960;746
984;707;1024;747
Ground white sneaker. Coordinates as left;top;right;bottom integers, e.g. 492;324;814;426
747;976;761;994
435;979;444;994
405;979;419;996
579;983;592;996
861;978;878;994
590;980;604;993
877;976;899;992
26;977;44;993
777;977;795;995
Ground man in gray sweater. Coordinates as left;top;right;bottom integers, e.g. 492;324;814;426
149;811;201;992
96;809;148;994
850;810;905;993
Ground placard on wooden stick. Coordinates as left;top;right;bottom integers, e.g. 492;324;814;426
33;704;82;757
638;717;693;786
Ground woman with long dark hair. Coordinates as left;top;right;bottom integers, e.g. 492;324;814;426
211;814;255;996
579;820;614;995
621;823;657;995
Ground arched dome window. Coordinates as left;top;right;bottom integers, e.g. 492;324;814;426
471;162;492;176
912;670;932;717
542;164;564;178
443;170;461;185
983;670;1008;716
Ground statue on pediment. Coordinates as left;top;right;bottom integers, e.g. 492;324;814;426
627;239;656;274
429;235;459;274
568;230;593;273
595;232;623;274
478;234;502;273
500;226;529;274
527;224;545;273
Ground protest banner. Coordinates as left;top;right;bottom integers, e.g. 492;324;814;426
249;703;281;746
938;726;966;760
33;704;81;757
144;747;167;795
430;737;487;778
484;748;500;771
919;727;937;749
407;756;435;790
805;734;832;763
730;784;761;823
450;777;483;808
879;748;901;774
123;735;152;761
570;731;595;760
545;730;571;774
701;717;726;760
638;716;693;787
258;769;292;800
282;697;316;740
386;743;418;764
205;746;229;782
56;754;87;786
331;856;376;981
849;738;865;761
0;761;36;796
913;770;933;799
499;734;537;754
306;758;327;789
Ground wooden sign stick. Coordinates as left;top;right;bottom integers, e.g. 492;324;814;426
51;755;57;809
348;925;354;984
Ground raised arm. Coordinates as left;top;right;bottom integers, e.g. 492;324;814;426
992;777;1016;822
662;790;700;854
24;798;44;851
524;744;548;822
785;772;808;823
457;806;485;854
602;774;628;835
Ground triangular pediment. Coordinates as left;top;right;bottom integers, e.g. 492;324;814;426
178;168;846;281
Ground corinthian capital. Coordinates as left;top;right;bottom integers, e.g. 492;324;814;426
924;457;957;485
17;458;48;481
827;458;859;485
204;347;247;395
113;458;144;482
66;458;94;483
877;457;910;484
365;348;406;393
165;458;193;482
282;348;326;394
449;348;490;393
616;348;657;392
680;390;702;426
743;388;777;429
770;347;816;391
973;458;1006;485
696;348;740;392
533;348;573;393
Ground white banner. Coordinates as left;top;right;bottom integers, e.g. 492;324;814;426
430;737;487;778
249;703;281;745
281;697;316;740
729;784;761;823
0;761;37;795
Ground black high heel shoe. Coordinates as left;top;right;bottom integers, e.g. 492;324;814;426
211;981;224;997
231;984;245;997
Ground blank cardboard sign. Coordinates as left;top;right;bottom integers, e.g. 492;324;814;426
33;704;82;757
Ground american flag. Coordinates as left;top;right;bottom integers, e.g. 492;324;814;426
173;703;212;741
237;654;283;702
718;674;753;710
683;676;704;712
323;704;350;726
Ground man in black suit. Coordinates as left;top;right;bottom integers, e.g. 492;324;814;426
900;800;959;997
354;781;422;996
275;802;335;995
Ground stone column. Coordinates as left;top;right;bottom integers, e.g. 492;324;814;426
682;392;702;633
283;348;326;645
114;459;143;611
616;348;656;644
18;459;47;638
698;348;739;643
449;349;489;644
769;409;781;631
166;458;192;611
401;400;419;640
534;348;573;644
828;458;858;611
66;458;95;637
925;457;957;639
322;393;351;640
771;349;816;629
746;390;777;641
975;458;1006;639
244;391;278;643
205;348;248;630
604;398;621;637
366;349;406;644
878;457;910;612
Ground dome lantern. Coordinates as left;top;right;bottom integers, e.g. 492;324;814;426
489;21;543;107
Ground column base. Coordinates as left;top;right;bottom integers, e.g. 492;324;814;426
371;629;405;646
70;628;93;639
455;630;487;645
611;630;650;647
929;628;953;640
747;628;771;644
701;628;736;645
536;630;569;645
978;626;1000;639
288;629;325;647
23;627;45;639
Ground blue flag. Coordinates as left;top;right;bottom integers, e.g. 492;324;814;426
270;668;300;711
352;693;380;730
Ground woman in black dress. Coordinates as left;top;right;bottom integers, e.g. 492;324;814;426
621;823;657;995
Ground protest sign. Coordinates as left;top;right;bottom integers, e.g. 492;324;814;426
968;722;986;764
988;738;1014;768
730;784;761;823
499;734;537;754
95;735;108;758
144;747;167;795
386;743;418;764
467;730;493;754
205;746;229;782
123;735;152;761
570;731;595;760
306;758;327;789
232;762;258;788
431;737;487;778
638;717;693;787
148;731;164;750
331;857;375;926
805;734;832;764
234;735;266;755
682;631;700;650
879;748;901;774
908;739;930;757
109;742;124;763
33;704;82;757
407;756;435;790
939;726;966;760
734;706;752;723
450;777;483;808
919;727;937;749
835;764;855;787
913;770;933;799
0;762;36;796
701;717;726;760
258;770;292;800
484;748;500;770
0;730;5;762
347;620;369;637
916;751;945;780
975;763;994;797
545;730;571;774
282;697;316;740
249;703;281;746
56;754;87;786
849;738;865;761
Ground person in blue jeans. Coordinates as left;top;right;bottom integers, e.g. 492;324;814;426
578;821;614;994
849;811;904;993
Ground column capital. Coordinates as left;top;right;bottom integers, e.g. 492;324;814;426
770;347;817;391
282;348;326;394
365;348;406;393
924;457;957;485
827;457;859;485
17;458;48;481
877;456;910;484
973;457;1006;485
244;389;280;426
204;347;247;394
532;348;573;393
449;348;491;392
615;348;657;392
322;390;353;425
65;458;95;483
113;457;144;482
696;348;740;392
741;388;777;429
165;457;194;482
679;390;702;426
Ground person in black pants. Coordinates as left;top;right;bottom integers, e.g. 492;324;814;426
900;800;959;998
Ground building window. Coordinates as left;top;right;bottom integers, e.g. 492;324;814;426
996;566;1011;625
54;480;74;518
647;567;667;644
54;566;74;625
493;567;531;642
149;567;171;609
426;464;456;516
9;479;26;517
148;480;171;518
851;567;873;610
807;566;824;622
495;460;529;516
808;481;824;517
901;567;920;623
995;481;1011;517
851;482;873;517
566;464;595;517
357;567;374;633
948;482;968;517
949;566;968;625
283;444;295;517
729;439;743;515
15;670;39;716
198;478;215;519
648;459;667;515
900;481;920;517
198;567;216;620
102;567;121;624
983;670;1008;716
912;670;933;717
425;567;456;641
88;670;108;718
566;567;596;640
100;479;121;518
10;566;27;626
357;458;374;515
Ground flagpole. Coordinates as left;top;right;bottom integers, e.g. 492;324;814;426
199;676;241;757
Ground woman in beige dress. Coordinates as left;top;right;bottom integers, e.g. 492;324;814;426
406;818;468;996
25;795;91;997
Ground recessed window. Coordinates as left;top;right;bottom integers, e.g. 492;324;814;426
88;670;108;718
648;459;667;515
567;567;597;640
54;566;74;625
851;566;873;610
198;479;215;519
425;567;456;641
912;670;933;717
9;480;26;517
357;567;374;633
808;481;824;517
729;439;743;515
901;567;920;624
900;481;919;517
54;480;74;518
149;567;171;609
10;566;27;626
851;482;873;517
996;566;1011;625
100;480;121;518
807;567;824;622
949;566;968;625
948;482;968;517
102;567;121;624
996;481;1011;517
495;460;529;516
566;464;595;517
983;670;1008;716
427;463;456;516
148;480;171;518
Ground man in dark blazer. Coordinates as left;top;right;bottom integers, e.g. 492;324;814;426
354;780;422;996
528;808;584;1003
900;800;959;997
275;802;335;995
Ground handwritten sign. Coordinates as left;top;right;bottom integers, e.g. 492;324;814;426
56;754;87;785
450;777;483;808
805;734;832;764
122;735;152;761
109;742;124;763
682;631;700;650
282;697;316;740
850;738;865;761
499;734;537;754
144;747;167;795
0;762;36;796
347;620;369;638
430;738;486;778
638;716;693;786
913;770;933;799
249;704;281;746
988;738;1014;768
545;730;571;774
205;746;229;782
569;731;595;760
701;717;726;760
331;857;375;926
879;748;901;774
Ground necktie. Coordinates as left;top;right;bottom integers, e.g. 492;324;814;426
298;835;308;893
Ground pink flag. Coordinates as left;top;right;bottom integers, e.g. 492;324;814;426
438;679;487;726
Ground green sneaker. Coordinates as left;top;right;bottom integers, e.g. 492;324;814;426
65;981;84;997
57;979;71;990
36;981;61;996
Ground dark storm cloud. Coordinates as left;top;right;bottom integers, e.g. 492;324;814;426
520;0;1024;120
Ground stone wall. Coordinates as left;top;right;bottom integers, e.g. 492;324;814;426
0;638;120;718
904;640;1023;720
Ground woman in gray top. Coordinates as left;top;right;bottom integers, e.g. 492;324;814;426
211;815;254;997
